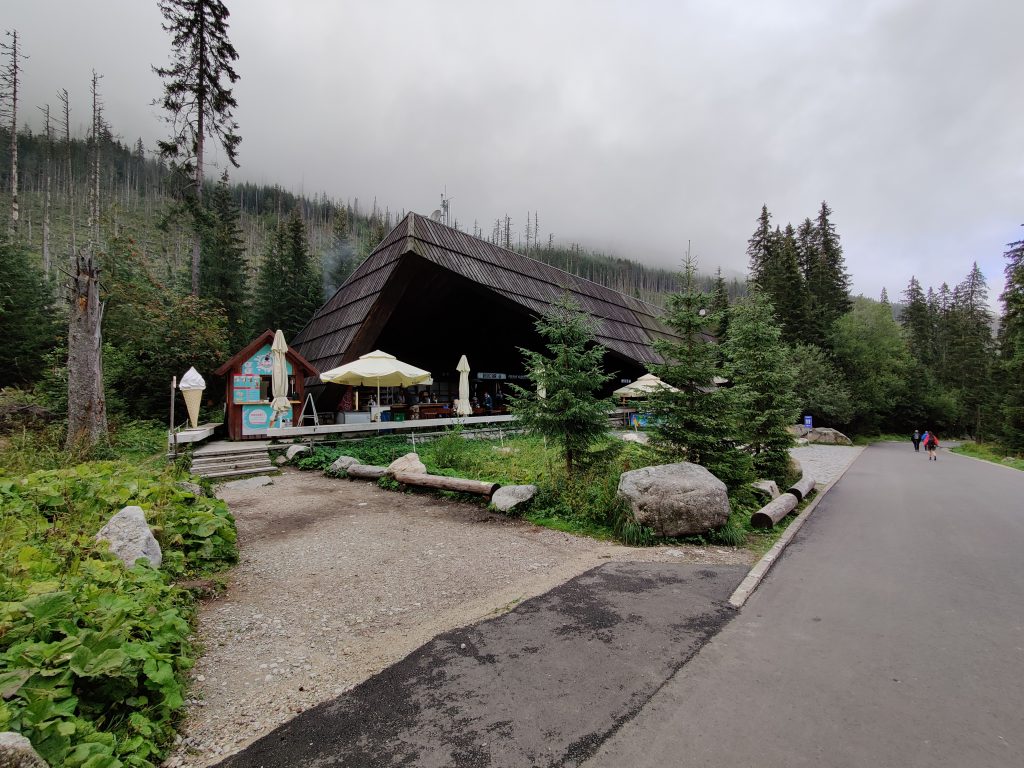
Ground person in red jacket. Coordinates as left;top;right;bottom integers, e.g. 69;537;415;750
924;431;940;461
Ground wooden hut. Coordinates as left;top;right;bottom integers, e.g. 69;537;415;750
292;213;686;409
215;330;319;441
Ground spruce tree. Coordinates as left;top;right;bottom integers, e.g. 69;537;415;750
900;276;932;367
771;223;809;344
723;289;798;485
948;263;995;437
282;209;322;340
648;253;750;489
806;201;851;340
795;217;822;345
507;294;613;476
709;267;731;342
251;222;287;336
746;205;775;288
998;230;1024;449
0;239;56;387
154;0;241;295
200;171;248;348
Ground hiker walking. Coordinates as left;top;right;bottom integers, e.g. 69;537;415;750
912;429;921;451
924;431;939;461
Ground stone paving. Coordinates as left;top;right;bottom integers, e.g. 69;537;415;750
790;444;864;487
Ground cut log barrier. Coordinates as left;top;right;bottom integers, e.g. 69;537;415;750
345;464;389;480
392;471;499;497
787;475;816;502
750;492;799;529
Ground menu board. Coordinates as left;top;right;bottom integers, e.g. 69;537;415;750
233;374;262;404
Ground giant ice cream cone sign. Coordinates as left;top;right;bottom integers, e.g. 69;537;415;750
178;367;206;429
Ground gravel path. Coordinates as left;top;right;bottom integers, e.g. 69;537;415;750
164;469;753;766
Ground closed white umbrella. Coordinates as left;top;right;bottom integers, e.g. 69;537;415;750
320;350;433;410
455;355;472;416
270;330;292;427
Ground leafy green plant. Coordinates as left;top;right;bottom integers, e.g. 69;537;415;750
377;475;400;492
426;427;470;471
0;460;238;767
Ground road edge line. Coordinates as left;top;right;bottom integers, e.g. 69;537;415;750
728;447;864;609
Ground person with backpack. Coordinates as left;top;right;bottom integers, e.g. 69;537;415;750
924;431;939;461
912;429;921;451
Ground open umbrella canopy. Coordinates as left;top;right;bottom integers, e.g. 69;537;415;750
320;350;433;388
612;373;679;398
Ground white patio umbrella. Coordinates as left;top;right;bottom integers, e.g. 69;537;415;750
270;330;292;427
455;355;472;417
320;350;433;409
612;373;679;398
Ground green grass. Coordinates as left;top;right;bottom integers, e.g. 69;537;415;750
952;441;1024;471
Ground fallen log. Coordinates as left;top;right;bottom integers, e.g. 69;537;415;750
345;463;388;479
392;471;499;497
750;492;799;529
787;475;816;502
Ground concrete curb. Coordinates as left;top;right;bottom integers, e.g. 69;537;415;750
728;447;864;609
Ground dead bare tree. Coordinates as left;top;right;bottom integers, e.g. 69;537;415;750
86;70;103;248
66;71;108;450
38;103;52;276
1;29;27;238
58;88;75;257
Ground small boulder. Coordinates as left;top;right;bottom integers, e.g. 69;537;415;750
618;462;730;537
176;480;207;498
618;431;650;445
0;732;49;768
387;453;427;475
274;455;288;466
96;506;162;569
808;427;852;445
491;484;537;513
751;480;781;501
285;444;310;461
328;455;360;474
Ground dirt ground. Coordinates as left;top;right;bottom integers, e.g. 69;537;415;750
164;469;754;767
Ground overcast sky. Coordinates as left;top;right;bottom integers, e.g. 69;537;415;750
9;0;1022;305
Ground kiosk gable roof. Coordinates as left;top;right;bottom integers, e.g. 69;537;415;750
293;213;679;373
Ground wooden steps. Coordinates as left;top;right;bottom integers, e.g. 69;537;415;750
188;441;275;479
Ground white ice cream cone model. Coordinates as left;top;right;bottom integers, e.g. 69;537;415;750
178;367;207;429
181;389;203;428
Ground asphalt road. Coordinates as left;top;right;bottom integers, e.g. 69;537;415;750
585;442;1024;768
212;562;748;767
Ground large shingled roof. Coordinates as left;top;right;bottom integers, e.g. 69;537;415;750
292;212;679;373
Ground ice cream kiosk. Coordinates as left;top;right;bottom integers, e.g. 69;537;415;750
215;329;319;440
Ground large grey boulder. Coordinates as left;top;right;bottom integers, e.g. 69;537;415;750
808;427;852;445
618;462;730;537
328;455;360;474
387;453;427;475
491;484;538;513
96;506;162;569
0;732;49;768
